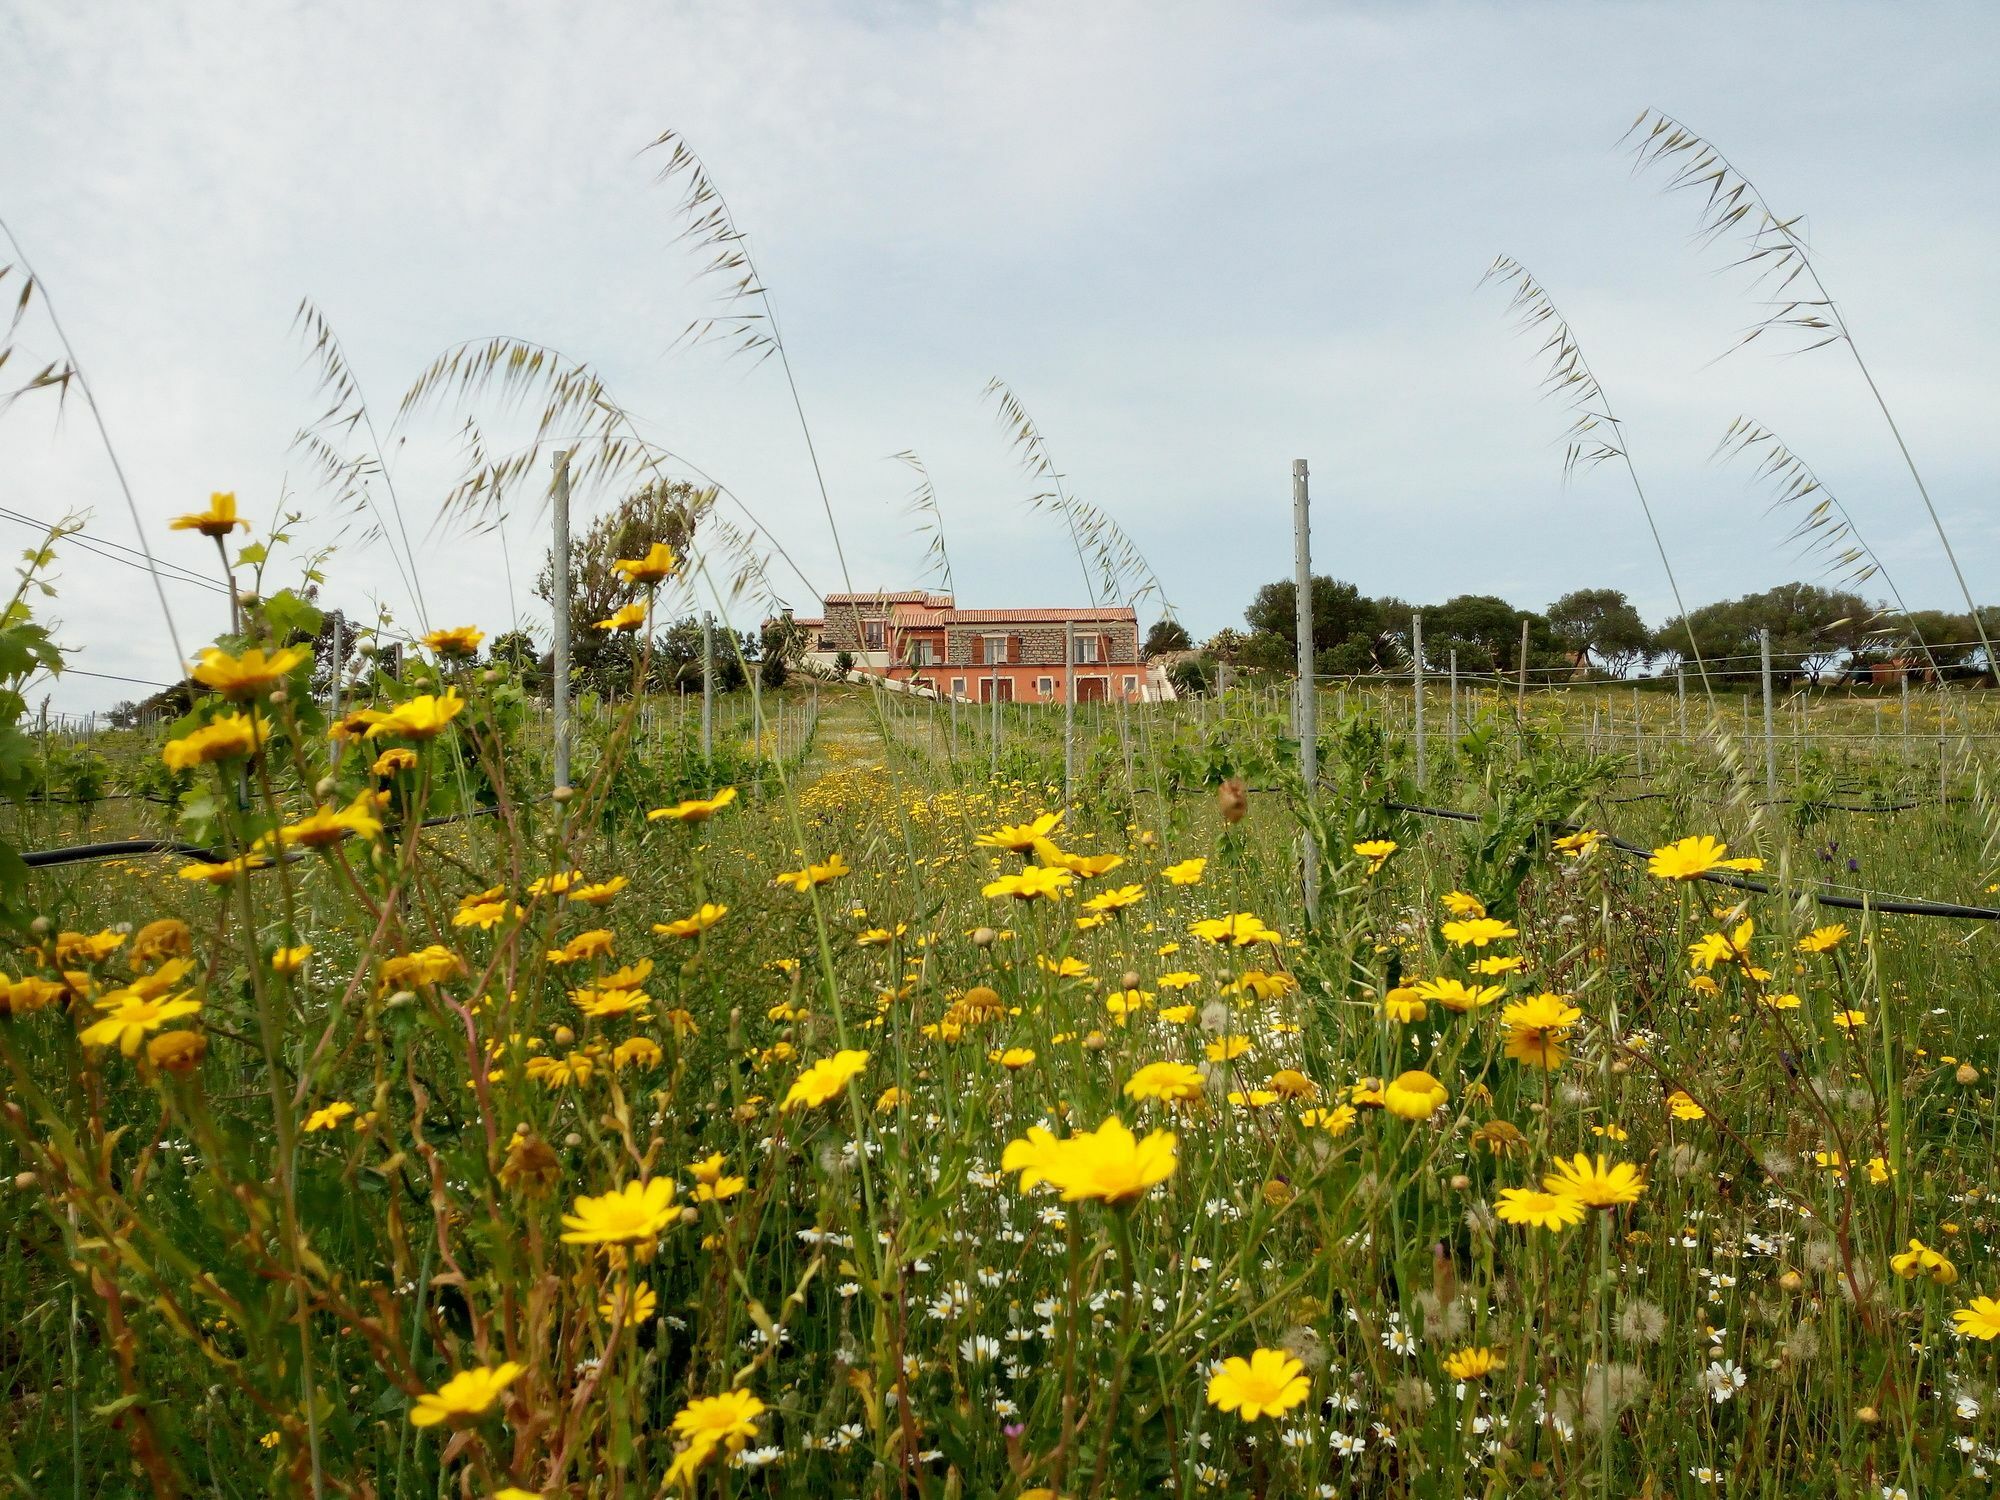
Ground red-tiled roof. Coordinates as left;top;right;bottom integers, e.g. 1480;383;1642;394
945;607;1138;624
822;591;955;606
792;617;825;629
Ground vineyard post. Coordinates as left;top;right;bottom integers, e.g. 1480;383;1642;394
990;656;1001;781
1760;628;1776;805
1292;459;1319;921
1064;620;1076;806
327;613;343;769
1516;617;1529;720
1632;683;1642;776
1901;671;1911;755
1677;666;1687;744
551;448;573;792
1447;647;1458;747
1411;612;1426;786
701;611;714;761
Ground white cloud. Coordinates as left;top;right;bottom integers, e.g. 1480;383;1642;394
1;0;1994;708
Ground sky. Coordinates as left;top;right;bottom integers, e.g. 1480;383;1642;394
2;0;1995;711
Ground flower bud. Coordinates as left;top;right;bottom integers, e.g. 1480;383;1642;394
1856;1405;1879;1425
971;927;996;949
1120;971;1141;992
1449;1173;1471;1191
315;777;338;799
553;786;574;803
1957;1062;1980;1085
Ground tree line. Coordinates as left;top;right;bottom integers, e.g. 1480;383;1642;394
1144;579;1997;693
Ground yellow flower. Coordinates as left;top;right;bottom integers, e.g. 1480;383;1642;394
269;792;385;850
566;876;629;907
611;542;679;586
1440;890;1487;917
1000;1116;1176;1204
529;870;584;897
1161;857;1206;885
997;1047;1036;1071
145;1029;207;1071
1891;1237;1958;1285
0;973;66;1016
422;625;485;657
595;602;647;633
1268;1068;1316;1100
1472;954;1525;977
178;853;271;885
1411;977;1504;1013
1382;986;1427;1023
982;865;1074;901
407;1361;523;1428
976;811;1064;853
129;919;192;968
1189;912;1280;947
1382;1069;1448;1121
599;1281;660;1324
1543;1152;1647;1208
454;899;522;931
1441;916;1518;949
1647;834;1763;880
572;987;650;1020
1952;1296;2000;1340
1225;969;1296;1002
560;1179;678;1246
1442;1346;1504;1381
781;1049;870;1111
1495;1187;1586;1231
613;1036;663;1071
189;645;307;699
1299;1104;1357;1135
654;903;728;940
304;1102;355;1132
80;992;203;1064
647;787;738;823
378;945;464;991
1205;1035;1252;1062
688;1154;748;1202
1352;838;1397;873
1084;884;1145;914
56;928;125;965
1500;993;1581;1071
1797;924;1850;954
856;924;907;947
1553;828;1605;857
774;853;851;892
371;747;419;776
169;491;248;538
1832;1009;1868;1032
664;1389;766;1486
549;929;615;964
1665;1089;1706;1120
1205;1348;1309;1421
1124;1061;1206;1104
162;711;270;770
366;691;466;740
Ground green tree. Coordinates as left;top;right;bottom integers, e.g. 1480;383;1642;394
536;479;701;692
1144;618;1193;656
1546;588;1652;674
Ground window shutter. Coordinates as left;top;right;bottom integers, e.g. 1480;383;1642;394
1010;635;1021;664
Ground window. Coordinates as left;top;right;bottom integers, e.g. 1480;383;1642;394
910;640;935;666
1037;676;1054;698
1123;676;1137;693
864;620;885;651
1075;635;1100;664
950;676;966;697
982;634;1009;665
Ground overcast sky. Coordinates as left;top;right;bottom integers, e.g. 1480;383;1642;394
4;1;1995;710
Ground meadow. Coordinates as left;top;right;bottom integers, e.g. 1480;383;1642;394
5;552;2000;1500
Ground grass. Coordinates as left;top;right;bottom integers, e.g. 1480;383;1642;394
3;634;2000;1500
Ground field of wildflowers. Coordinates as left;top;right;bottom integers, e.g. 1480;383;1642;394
4;518;2000;1500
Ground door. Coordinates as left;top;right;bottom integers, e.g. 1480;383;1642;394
1076;676;1108;703
981;676;1015;703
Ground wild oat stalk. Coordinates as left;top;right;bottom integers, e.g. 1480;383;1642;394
292;300;430;629
1625;108;1993;674
1713;417;1941;677
892;450;955;597
981;378;1178;619
1481;255;1710;694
